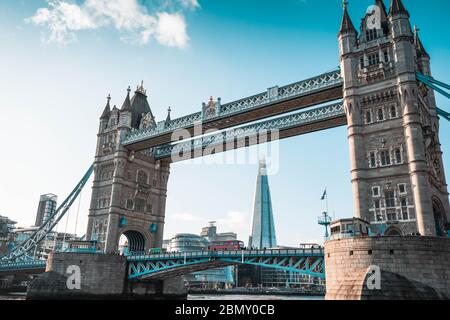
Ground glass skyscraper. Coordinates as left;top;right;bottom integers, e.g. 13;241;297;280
34;194;57;227
249;159;277;249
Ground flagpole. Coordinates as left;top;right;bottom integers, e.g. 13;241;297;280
325;187;329;216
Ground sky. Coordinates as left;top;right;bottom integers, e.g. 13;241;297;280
0;0;449;247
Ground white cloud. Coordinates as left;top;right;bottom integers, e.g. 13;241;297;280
154;12;188;48
26;0;196;48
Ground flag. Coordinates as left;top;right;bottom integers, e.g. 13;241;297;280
321;189;327;200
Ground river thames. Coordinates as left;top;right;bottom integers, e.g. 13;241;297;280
0;293;324;300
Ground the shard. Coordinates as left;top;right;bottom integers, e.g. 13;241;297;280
248;159;277;249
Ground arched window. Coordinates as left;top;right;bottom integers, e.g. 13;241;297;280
390;105;397;118
377;108;384;121
137;171;148;184
135;198;146;212
366;111;372;124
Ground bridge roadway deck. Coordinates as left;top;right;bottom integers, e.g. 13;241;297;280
127;248;325;281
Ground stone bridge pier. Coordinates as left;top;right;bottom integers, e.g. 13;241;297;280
27;252;187;300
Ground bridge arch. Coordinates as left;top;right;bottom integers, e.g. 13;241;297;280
385;226;402;236
432;197;447;237
120;229;147;253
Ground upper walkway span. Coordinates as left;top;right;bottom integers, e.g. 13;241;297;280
122;70;343;151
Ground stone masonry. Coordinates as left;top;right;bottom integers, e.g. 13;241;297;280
339;0;450;236
325;236;450;300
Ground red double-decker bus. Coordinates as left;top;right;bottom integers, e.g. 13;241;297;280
208;240;244;251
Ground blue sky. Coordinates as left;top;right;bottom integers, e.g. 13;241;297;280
0;0;449;246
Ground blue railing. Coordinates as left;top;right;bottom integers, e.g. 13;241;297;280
128;248;324;261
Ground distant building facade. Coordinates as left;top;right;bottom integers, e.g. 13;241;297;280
34;194;57;227
167;233;234;289
13;228;78;260
0;215;16;255
201;221;237;242
249;160;277;249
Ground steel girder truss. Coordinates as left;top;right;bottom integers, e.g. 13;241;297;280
127;249;325;280
0;165;94;264
154;101;345;159
0;259;46;272
122;70;342;146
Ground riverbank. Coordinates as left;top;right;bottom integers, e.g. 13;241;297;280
188;288;325;297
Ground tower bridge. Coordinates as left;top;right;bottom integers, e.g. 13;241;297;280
1;0;450;300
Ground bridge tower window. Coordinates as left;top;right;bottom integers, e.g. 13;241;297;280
400;198;408;220
137;171;148;184
394;147;403;164
369;151;377;168
390;105;398;118
366;110;372;124
380;150;391;166
377;108;384;121
385;191;395;209
372;186;380;197
398;183;407;195
135;198;146;212
366;29;378;42
368;53;380;66
384;50;389;63
126;199;134;210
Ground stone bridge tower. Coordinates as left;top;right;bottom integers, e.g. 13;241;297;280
339;0;449;236
86;84;170;253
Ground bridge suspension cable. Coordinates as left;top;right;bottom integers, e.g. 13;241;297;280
416;73;450;122
0;165;94;263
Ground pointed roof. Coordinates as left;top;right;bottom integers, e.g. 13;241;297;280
100;94;111;119
166;107;172;123
249;159;277;249
339;1;357;35
414;26;430;59
129;82;153;129
376;0;387;14
389;0;409;16
121;86;132;112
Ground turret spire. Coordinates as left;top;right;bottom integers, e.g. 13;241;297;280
136;81;147;96
339;0;357;35
389;0;409;16
121;86;132;112
100;94;111;119
414;25;429;59
376;0;387;15
166;107;172;123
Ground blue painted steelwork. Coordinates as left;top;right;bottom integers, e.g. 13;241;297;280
122;70;342;146
0;260;46;272
154;102;345;159
416;73;450;123
437;108;450;122
127;249;324;280
0;165;94;264
416;73;450;100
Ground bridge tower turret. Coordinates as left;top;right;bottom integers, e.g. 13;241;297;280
87;84;170;254
339;0;449;236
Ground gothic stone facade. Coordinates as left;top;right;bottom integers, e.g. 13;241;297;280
339;0;449;237
86;85;170;253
